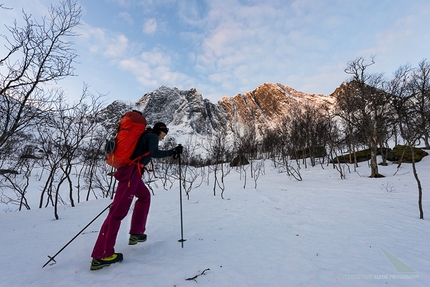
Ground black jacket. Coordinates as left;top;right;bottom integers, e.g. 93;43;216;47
131;132;173;165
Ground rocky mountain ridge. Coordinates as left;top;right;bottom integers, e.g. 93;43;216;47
101;82;338;140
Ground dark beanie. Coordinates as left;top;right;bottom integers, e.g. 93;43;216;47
153;122;169;135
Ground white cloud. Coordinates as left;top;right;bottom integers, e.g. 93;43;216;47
193;2;316;93
143;18;157;34
177;0;206;25
140;50;171;66
105;34;129;57
118;48;193;90
118;12;133;25
78;23;129;58
119;57;156;86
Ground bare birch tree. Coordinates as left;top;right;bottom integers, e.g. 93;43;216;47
0;0;81;151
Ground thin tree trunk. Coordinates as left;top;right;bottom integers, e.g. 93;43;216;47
410;146;424;219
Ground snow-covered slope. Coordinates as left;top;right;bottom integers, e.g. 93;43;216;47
1;157;429;286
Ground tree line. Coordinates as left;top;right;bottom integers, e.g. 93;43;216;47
173;57;429;220
221;56;428;219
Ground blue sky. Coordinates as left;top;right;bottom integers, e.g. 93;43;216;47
1;0;429;104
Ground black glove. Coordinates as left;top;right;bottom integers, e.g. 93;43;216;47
173;145;183;155
172;145;183;158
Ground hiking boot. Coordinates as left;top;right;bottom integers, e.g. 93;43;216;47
90;253;123;270
129;233;147;245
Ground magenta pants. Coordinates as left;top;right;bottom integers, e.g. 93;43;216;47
91;164;151;259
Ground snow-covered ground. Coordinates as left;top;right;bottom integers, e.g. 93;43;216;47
1;157;429;286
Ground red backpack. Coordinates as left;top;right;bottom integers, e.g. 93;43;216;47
105;111;148;169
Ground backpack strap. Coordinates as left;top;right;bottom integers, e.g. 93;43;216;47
138;159;156;179
129;151;153;178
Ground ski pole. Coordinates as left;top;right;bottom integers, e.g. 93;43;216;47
42;203;111;268
177;149;186;248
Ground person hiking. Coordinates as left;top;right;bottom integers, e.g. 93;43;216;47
90;120;183;270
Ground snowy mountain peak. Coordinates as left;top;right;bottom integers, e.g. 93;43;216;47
102;83;335;139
